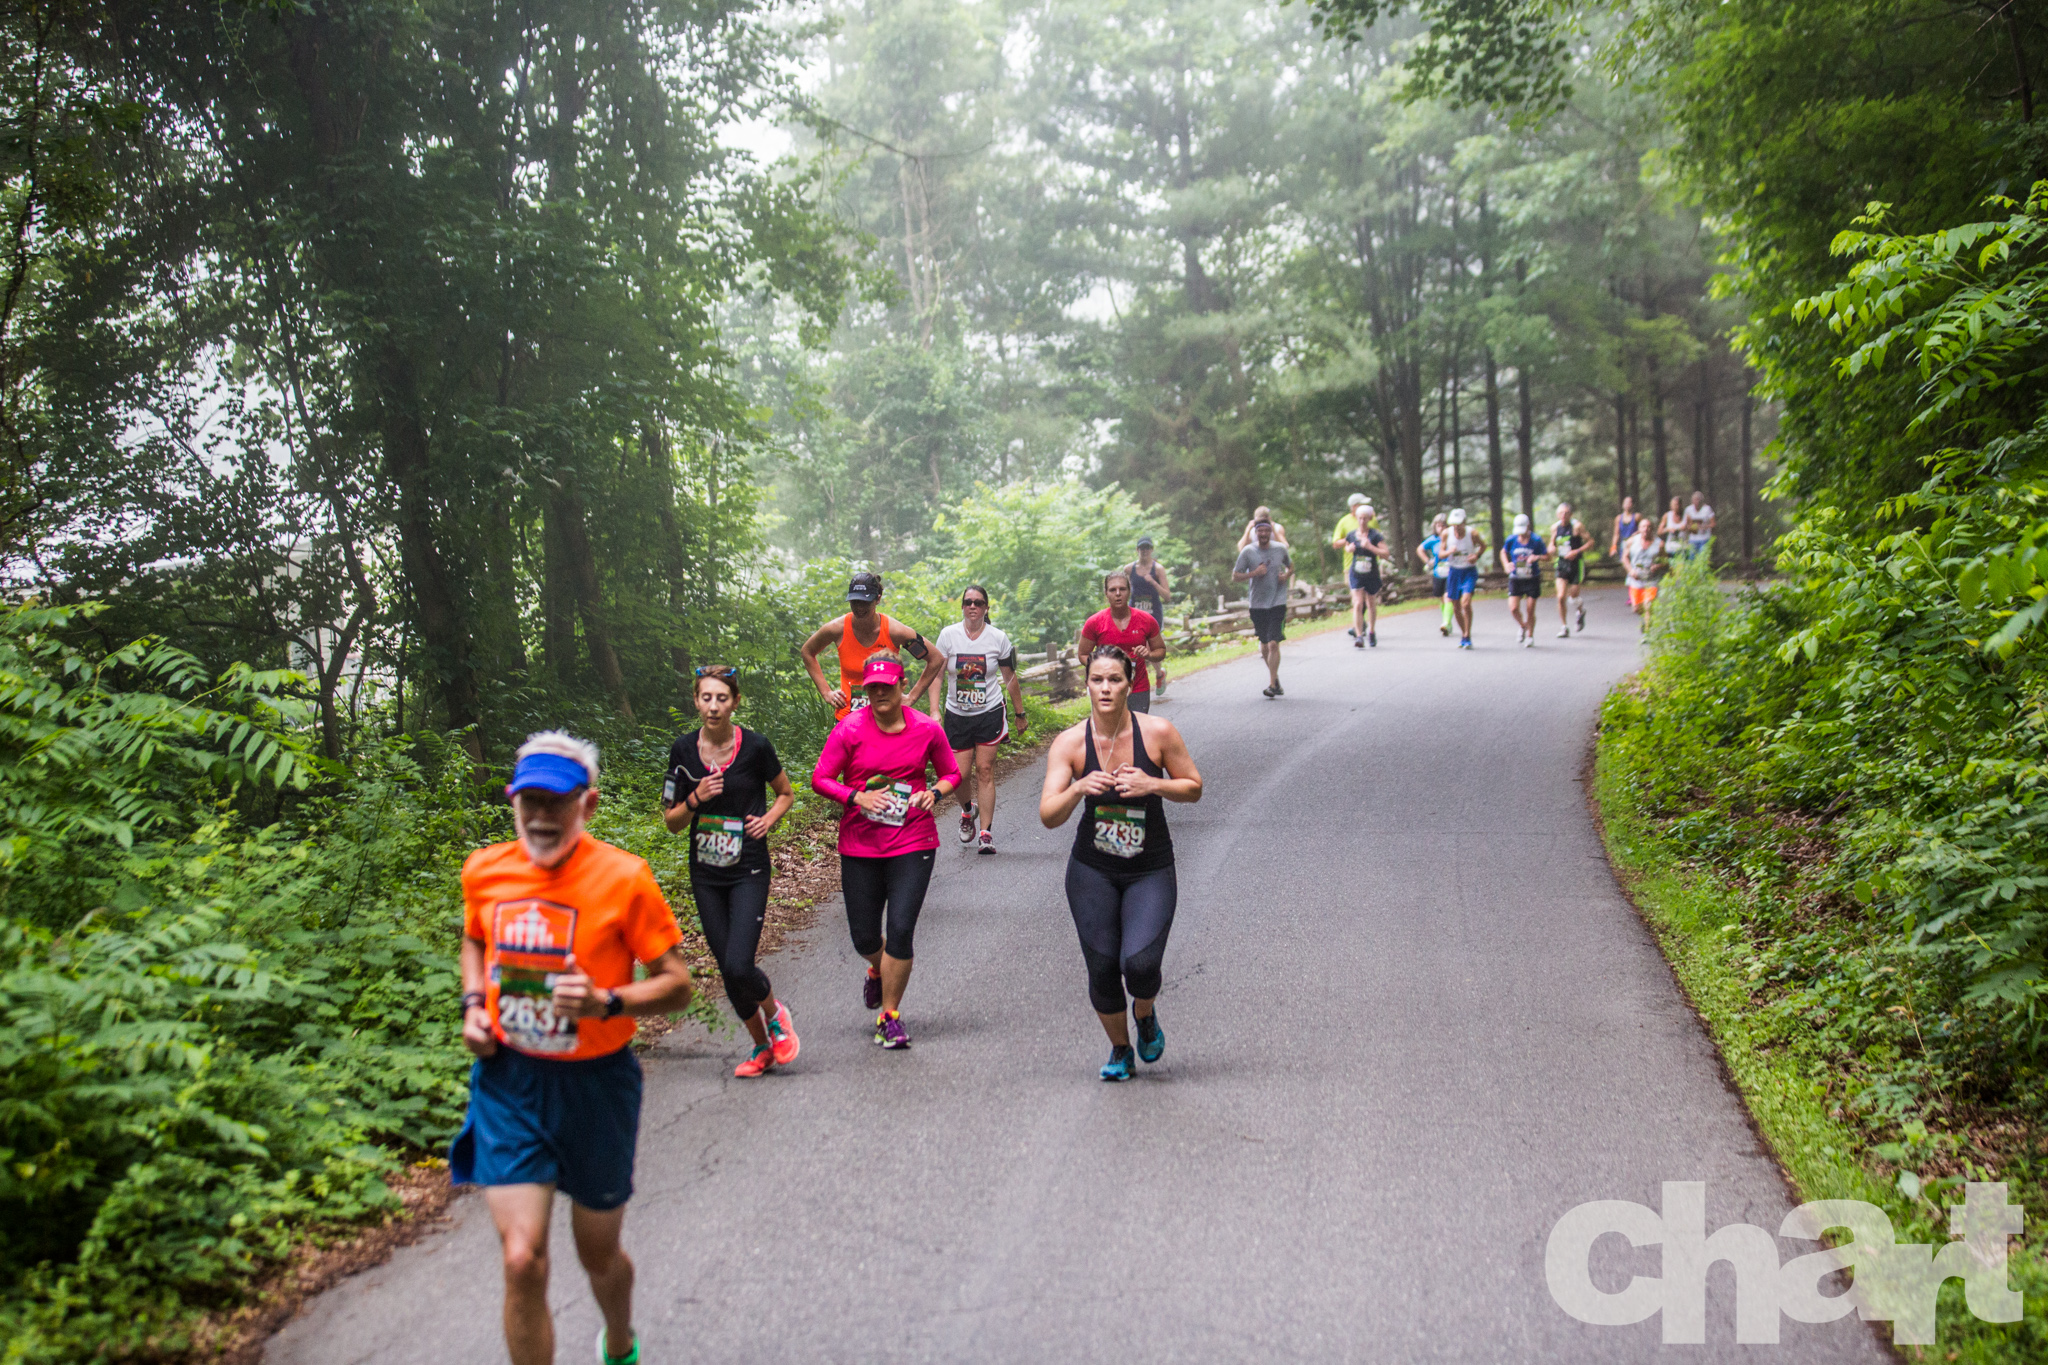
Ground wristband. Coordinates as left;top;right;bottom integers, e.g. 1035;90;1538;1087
461;990;486;1016
603;989;625;1019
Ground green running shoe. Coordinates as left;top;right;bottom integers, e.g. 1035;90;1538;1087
1135;1011;1164;1064
597;1327;639;1365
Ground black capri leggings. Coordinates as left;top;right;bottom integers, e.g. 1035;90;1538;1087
841;849;937;960
691;871;773;1021
1064;858;1178;1015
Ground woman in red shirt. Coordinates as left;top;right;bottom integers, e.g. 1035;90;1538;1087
1076;571;1167;713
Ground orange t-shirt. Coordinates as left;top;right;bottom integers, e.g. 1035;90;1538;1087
834;611;896;720
462;835;682;1060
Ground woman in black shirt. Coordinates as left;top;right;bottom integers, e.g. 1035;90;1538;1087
664;667;797;1076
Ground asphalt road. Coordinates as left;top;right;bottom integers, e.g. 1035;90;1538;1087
269;588;1889;1364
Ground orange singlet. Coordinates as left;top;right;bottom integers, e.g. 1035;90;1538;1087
835;611;896;720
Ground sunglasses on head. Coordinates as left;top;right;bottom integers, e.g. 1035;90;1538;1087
694;665;738;679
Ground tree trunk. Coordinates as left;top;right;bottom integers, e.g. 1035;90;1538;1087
542;505;575;680
549;478;633;720
378;345;480;740
1449;353;1463;505
1614;392;1628;517
1516;366;1535;517
1650;361;1670;512
1486;350;1505;549
645;426;694;692
1740;380;1755;567
1399;362;1426;560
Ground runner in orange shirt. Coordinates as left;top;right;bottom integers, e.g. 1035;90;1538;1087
799;570;933;722
451;731;694;1365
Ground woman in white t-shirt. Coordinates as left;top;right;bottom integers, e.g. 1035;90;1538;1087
1658;496;1689;556
909;585;1026;854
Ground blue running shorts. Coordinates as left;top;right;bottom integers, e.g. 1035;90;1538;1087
1445;565;1479;599
448;1045;643;1210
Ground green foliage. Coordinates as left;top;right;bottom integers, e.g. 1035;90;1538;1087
0;611;495;1360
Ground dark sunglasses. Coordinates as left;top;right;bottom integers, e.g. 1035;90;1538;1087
962;597;989;608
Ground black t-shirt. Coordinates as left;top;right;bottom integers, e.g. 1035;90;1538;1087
665;726;784;883
1344;528;1387;571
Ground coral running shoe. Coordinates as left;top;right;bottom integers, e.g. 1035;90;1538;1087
1100;1045;1135;1081
733;1044;774;1078
875;1010;911;1049
863;967;882;1011
958;801;978;843
767;1001;800;1066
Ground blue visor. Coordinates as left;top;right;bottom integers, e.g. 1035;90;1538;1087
507;752;590;795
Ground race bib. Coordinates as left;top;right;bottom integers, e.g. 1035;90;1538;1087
849;693;870;710
861;780;914;827
694;814;744;868
1093;804;1147;859
1512;551;1534;578
955;654;992;707
491;899;579;1055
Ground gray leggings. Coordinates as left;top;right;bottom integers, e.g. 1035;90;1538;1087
1064;857;1177;1014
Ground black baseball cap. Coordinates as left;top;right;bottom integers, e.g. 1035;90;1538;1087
1136;535;1155;548
847;571;883;603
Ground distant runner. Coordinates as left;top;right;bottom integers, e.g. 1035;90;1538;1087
1658;496;1689;560
1610;495;1641;559
1684;490;1716;558
1077;571;1165;713
664;667;798;1078
1625;521;1665;629
1440;508;1486;650
1039;645;1204;1082
1499;513;1550;648
1550;501;1591;637
1417;512;1452;637
453;731;694;1365
1235;504;1291;550
909;585;1025;854
1233;517;1294;696
1123;536;1174;698
809;653;961;1049
1337;503;1388;648
798;571;931;722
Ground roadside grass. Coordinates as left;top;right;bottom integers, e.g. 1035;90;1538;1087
1594;738;2048;1362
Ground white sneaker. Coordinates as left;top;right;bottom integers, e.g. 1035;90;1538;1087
1557;626;1570;637
1523;635;1534;648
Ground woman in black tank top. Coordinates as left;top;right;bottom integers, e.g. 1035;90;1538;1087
1040;645;1204;1082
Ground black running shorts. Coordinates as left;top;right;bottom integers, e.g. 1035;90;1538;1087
942;706;1007;751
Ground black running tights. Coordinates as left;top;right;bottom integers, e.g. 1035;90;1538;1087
1064;857;1177;1015
841;849;937;960
692;871;773;1021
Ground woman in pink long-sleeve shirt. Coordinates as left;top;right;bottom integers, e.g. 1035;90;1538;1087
810;651;961;1049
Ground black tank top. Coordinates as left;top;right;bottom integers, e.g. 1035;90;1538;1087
1072;715;1175;874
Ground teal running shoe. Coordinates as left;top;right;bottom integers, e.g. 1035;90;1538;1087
1100;1045;1135;1082
1135;1011;1164;1064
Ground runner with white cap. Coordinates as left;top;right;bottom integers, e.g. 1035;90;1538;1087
1416;512;1452;636
1440;508;1486;649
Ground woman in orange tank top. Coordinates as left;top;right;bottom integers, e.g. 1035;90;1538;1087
798;571;931;720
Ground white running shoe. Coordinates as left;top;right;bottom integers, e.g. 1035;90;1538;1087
1523;635;1535;649
1557;626;1570;638
977;829;995;855
958;802;978;844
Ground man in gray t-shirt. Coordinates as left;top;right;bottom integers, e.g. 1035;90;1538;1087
1232;519;1294;697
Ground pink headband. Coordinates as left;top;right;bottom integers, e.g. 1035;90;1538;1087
862;656;905;687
